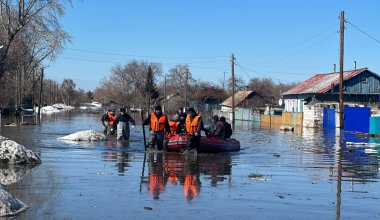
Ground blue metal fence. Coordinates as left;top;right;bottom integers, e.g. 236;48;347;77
344;107;370;133
323;107;336;129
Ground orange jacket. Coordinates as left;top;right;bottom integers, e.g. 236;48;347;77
186;115;201;135
107;112;116;125
169;121;179;134
150;113;168;132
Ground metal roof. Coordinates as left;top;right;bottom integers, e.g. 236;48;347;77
282;68;371;95
220;90;255;107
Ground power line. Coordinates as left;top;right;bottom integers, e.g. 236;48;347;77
66;48;228;60
250;22;339;60
346;19;380;46
59;56;230;71
62;53;228;64
255;31;337;65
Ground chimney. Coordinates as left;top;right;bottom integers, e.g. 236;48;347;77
353;61;357;70
333;64;336;73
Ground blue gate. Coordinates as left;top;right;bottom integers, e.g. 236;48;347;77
323;107;336;128
344;107;370;133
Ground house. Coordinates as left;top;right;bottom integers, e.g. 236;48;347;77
220;89;278;112
217;89;280;121
282;68;380;127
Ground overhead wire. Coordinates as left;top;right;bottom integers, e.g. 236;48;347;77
345;19;380;46
66;48;228;60
250;22;339;60
255;31;337;65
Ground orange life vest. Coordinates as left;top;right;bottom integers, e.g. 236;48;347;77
169;121;179;133
150;113;167;132
168;173;178;183
107;112;116;125
186;115;201;135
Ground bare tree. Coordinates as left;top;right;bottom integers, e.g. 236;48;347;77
0;0;71;78
93;60;162;107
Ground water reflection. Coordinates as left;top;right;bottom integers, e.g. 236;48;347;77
0;164;39;186
102;137;131;176
142;152;232;201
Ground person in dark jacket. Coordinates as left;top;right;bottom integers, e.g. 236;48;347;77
143;105;170;150
220;116;232;138
206;115;225;138
172;107;184;122
113;107;136;140
176;113;187;134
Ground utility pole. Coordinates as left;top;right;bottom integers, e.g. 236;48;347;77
339;11;345;129
231;53;235;131
185;68;188;109
223;71;226;91
37;68;44;125
163;75;166;112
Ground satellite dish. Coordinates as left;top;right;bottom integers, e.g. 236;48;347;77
278;99;283;106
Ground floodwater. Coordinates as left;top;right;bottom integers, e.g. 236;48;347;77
0;112;380;220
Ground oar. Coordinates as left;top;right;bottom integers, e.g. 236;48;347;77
141;109;147;151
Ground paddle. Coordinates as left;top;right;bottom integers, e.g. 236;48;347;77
141;109;147;151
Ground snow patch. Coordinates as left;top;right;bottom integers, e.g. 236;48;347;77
35;103;74;115
0;137;42;165
0;185;28;217
58;130;107;142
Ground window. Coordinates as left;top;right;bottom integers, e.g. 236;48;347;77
363;78;368;83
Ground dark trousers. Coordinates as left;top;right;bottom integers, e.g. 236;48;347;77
187;135;200;150
149;131;165;150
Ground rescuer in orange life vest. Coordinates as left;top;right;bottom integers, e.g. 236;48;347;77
143;105;170;151
101;108;117;135
186;108;204;151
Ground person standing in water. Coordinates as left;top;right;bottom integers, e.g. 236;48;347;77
113;107;136;140
143;105;170;150
185;108;203;151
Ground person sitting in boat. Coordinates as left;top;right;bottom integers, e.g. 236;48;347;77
174;113;187;134
172;107;184;122
206;115;225;138
101;109;117;135
143;105;171;151
220;116;232;138
186;108;204;151
113;107;136;140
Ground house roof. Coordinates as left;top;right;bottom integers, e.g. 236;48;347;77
220;90;255;107
282;68;373;95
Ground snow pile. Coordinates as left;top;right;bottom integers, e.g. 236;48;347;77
52;103;74;110
0;185;27;217
0;137;42;165
41;106;60;114
35;103;74;115
0;136;41;217
58;130;107;141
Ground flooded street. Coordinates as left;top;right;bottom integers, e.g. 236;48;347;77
0;112;379;219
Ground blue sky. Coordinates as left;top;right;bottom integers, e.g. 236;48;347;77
46;0;380;91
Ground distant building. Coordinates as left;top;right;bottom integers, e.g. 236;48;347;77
220;90;278;113
282;68;380;127
217;89;281;121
